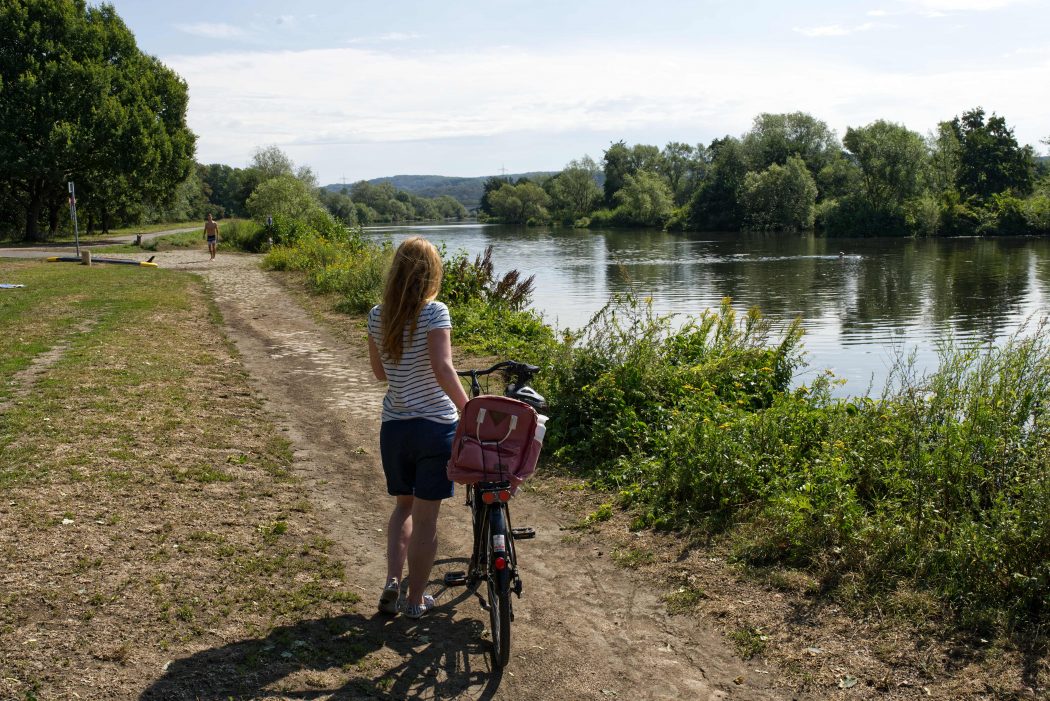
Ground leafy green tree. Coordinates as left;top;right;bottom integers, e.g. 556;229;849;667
687;136;749;231
433;195;467;219
742;112;840;179
250;145;295;181
602;140;633;205
738;155;817;231
928;122;962;196
200;163;249;217
614;170;674;226
0;0;196;239
246;174;322;222
318;188;358;224
488;182;550;223
843;120;929;214
547;157;602;221
816;151;863;200
630;144;662;173
660;142;696;206
480;175;511;215
947;108;1035;201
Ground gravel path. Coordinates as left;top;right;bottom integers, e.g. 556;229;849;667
141;250;796;701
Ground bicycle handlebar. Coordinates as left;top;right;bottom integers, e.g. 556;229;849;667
456;360;543;406
455;360;539;379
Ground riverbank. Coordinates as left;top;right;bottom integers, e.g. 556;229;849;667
2;247;1046;698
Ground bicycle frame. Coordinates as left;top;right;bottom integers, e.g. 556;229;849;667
465;481;520;594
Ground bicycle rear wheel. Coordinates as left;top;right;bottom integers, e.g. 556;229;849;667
486;506;512;667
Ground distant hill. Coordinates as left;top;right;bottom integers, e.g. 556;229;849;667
323;172;559;208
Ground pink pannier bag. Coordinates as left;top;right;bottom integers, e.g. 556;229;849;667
447;395;543;487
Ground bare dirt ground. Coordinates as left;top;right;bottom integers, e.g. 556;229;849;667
139;249;794;701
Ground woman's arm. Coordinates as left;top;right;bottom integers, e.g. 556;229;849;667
427;328;469;412
368;336;387;381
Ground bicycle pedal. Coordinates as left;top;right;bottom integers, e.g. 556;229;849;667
511;527;536;540
443;571;468;587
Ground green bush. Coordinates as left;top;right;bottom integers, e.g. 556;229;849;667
542;291;1050;627
1022;195;1050;234
544;296;804;474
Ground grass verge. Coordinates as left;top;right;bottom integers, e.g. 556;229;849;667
0;259;358;700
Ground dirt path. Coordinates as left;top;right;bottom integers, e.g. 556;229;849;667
154;250;795;701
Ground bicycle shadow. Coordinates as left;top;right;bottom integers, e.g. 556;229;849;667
140;560;503;700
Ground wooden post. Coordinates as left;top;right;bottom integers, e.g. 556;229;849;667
80;250;91;266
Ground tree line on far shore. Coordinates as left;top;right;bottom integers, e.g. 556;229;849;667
3;1;1047;241
480;111;1050;237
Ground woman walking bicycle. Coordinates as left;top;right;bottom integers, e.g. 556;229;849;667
367;237;469;618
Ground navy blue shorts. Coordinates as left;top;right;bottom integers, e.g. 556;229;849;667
380;418;456;501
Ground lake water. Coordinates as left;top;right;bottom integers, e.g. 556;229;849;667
363;223;1050;397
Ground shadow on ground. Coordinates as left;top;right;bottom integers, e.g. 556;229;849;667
140;611;502;700
141;561;503;701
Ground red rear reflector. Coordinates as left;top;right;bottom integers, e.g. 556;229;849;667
498;490;511;502
482;492;495;504
494;556;507;570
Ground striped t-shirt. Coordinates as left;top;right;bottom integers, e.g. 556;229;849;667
367;301;458;424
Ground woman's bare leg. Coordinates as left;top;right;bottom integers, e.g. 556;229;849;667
404;497;442;606
386;495;414;583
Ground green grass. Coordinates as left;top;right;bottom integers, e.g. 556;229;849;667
0;257;360;698
0;220;201;246
663;585;706;614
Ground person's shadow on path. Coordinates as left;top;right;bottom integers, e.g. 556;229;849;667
141;562;503;700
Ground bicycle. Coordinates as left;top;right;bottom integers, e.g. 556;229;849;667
442;360;548;668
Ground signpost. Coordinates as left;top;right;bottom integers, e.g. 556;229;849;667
67;181;81;257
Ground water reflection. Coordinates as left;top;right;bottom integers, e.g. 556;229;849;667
362;223;1050;396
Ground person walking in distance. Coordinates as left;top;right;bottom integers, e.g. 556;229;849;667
204;214;219;260
367;237;469;618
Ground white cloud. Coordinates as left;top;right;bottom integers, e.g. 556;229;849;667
899;0;1027;10
166;44;1050;179
347;32;421;44
175;22;247;39
794;22;880;37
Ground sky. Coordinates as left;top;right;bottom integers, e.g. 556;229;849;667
105;0;1050;186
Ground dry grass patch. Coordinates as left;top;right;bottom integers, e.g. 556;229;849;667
0;261;359;700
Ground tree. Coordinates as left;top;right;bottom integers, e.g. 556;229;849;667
488;182;550;223
946;107;1035;201
614;170;674;226
742;112;840;180
245;174;322;222
738;155;817;232
927;122;961;196
480;175;511;215
660;142;695;206
547;157;602;222
318;188;358;224
433;195;467;219
250;146;295;181
843;120;929;215
602;140;633;205
200;163;248;217
687;136;749;231
0;0;195;239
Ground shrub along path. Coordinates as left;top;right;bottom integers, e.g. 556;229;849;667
136;250;785;700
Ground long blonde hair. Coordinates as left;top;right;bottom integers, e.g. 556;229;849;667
380;237;443;363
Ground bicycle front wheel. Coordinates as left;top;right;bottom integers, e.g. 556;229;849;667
486;506;512;667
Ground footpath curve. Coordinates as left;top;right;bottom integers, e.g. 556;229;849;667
156;249;794;701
